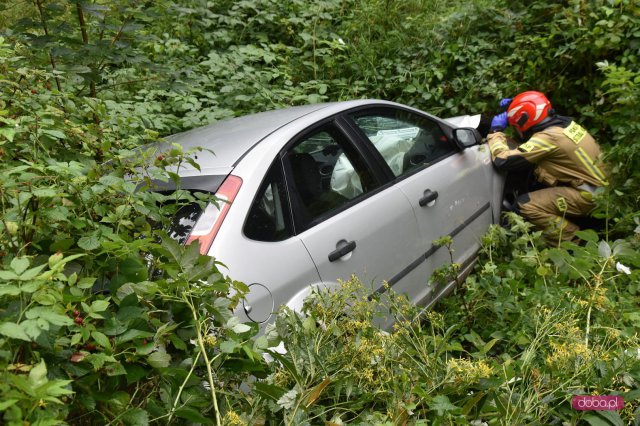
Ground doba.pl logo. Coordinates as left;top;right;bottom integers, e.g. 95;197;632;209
572;396;624;411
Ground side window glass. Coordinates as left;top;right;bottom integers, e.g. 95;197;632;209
286;127;378;226
244;162;293;242
351;109;455;177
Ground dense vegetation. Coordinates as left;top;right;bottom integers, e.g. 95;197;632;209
0;0;639;424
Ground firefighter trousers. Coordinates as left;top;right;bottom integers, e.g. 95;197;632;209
516;186;595;245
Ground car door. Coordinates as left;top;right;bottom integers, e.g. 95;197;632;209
283;120;429;298
346;107;493;305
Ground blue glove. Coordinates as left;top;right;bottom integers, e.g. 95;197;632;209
499;98;512;109
490;112;508;132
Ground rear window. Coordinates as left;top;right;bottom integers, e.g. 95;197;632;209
149;174;227;244
165;194;210;245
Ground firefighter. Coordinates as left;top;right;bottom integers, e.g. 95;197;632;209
488;91;607;245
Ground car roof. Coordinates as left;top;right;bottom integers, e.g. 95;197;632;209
153;103;335;175
146;99;475;178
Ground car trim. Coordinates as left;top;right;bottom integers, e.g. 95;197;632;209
373;201;491;295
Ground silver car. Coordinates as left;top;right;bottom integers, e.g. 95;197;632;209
153;100;504;325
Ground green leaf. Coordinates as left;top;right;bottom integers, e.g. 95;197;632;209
169;334;187;351
480;338;499;355
29;360;48;387
583;414;615;426
25;307;73;326
121;408;149;426
10;257;29;275
41;129;66;139
124;364;149;384
594;410;624;426
598;241;612;258
267;351;302;384
41;379;73;398
254;382;287;402
429;395;459;416
77;277;97;289
78;234;101;251
0;285;21;297
19;264;47;281
116;281;157;300
0;127;15;142
160;234;183;264
106;362;127;376
220;340;239;353
21;319;48;340
575;229;599;243
147;351;171;368
0;270;18;280
91;331;111;349
90;299;110;312
0;399;18;411
86;353;117;370
78;233;100;251
116;329;154;343
0;322;31;341
175;407;211;424
232;323;251;334
33;188;57;197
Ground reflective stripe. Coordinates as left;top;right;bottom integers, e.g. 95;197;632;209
520;138;555;153
528;137;556;151
490;142;508;155
575;147;607;185
556;197;568;212
519;141;536;152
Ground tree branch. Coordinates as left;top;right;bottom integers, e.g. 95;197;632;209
34;0;63;92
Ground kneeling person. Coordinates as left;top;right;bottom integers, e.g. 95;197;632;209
488;91;607;245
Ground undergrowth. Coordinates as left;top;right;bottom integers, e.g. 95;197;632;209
249;214;640;425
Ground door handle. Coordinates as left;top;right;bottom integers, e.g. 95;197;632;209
419;189;439;207
328;240;356;262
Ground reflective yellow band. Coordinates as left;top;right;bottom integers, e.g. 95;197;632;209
563;121;587;144
528;137;556;151
520;138;555;153
556;197;568;212
519;141;536;152
490;142;508;155
575;147;607;185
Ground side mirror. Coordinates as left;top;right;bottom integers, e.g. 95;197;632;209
453;127;482;149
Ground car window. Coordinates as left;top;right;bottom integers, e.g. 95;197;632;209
153;190;214;245
285;126;379;227
350;109;456;177
244;162;293;241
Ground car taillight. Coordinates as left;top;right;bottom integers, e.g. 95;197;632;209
185;175;242;255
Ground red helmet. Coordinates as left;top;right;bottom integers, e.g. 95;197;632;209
507;91;552;133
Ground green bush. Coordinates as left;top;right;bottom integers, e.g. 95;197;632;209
0;36;265;425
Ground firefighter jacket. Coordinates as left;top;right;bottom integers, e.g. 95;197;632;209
487;120;607;189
